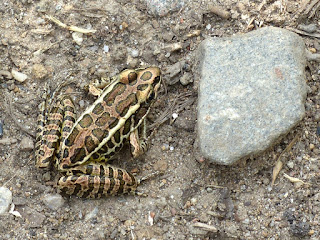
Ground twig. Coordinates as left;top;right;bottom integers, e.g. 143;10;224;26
193;222;218;232
45;15;97;34
286;26;320;38
208;5;231;19
271;134;300;186
304;0;320;14
308;0;320;18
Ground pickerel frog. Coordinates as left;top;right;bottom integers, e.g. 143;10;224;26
35;67;161;198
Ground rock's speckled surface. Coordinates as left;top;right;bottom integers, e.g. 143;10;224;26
197;27;307;165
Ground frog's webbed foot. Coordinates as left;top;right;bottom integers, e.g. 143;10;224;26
133;171;163;197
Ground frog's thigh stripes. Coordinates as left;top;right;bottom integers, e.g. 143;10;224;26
58;164;138;198
36;96;76;168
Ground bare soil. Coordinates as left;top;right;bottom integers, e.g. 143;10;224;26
0;0;320;239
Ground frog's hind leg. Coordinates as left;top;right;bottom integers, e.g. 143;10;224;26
57;163;138;198
36;95;76;169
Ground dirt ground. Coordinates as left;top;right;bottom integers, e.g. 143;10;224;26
0;0;320;239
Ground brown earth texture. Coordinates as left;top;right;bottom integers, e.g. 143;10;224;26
0;0;320;239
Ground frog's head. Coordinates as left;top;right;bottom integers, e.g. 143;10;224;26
135;67;161;105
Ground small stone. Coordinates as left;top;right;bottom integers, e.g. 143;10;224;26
79;100;85;108
164;43;182;52
155;197;167;208
309;143;315;150
32;64;48;80
298;24;317;33
20;137;34;151
127;58;139;69
153;159;168;172
290;221;310;237
287;161;294;169
206;187;213;193
85;206;99;221
314;113;320;122
161;143;170;151
103;45;109;53
242;218;250;224
42;194;65;210
72;32;83;45
164;61;186;85
130;49;139;58
262;177;270;185
0;70;12;79
190;197;197;205
180;72;193;86
0;187;13;214
42;172;51;181
146;0;185;17
11;69;28;82
13;197;27;206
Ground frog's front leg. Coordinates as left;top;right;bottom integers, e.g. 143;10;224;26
130;118;148;158
87;77;111;96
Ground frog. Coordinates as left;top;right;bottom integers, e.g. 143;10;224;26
35;67;161;198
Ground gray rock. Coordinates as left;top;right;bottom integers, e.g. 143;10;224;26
145;0;186;17
196;27;306;165
42;194;65;210
0;187;12;214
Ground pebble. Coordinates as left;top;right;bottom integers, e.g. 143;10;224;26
42;172;51;181
72;32;84;45
309;143;315;150
32;64;48;79
42;194;65;210
164;60;186;85
314;113;320;122
130;49;139;58
20;136;34;151
13;197;27;206
298;24;317;33
161;143;170;151
146;0;186;17
287;161;294;169
0;187;13;214
180;72;193;86
153;159;168;171
11;69;28;82
0;70;12;79
103;45;110;53
85;206;99;221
